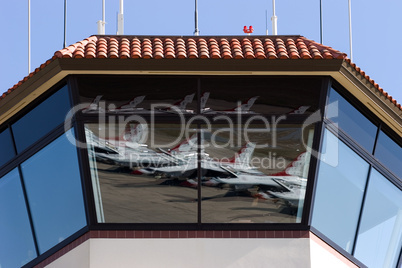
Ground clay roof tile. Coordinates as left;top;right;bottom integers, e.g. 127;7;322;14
1;35;399;111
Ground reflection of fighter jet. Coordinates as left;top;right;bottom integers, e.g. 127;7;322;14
109;96;146;113
201;92;259;114
213;152;309;206
159;133;198;158
140;141;259;179
86;124;175;167
82;95;105;113
138;134;215;177
218;142;262;175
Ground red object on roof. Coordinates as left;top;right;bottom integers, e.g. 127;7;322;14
243;26;254;34
1;35;400;111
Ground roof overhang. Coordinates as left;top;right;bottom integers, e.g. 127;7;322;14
0;58;400;136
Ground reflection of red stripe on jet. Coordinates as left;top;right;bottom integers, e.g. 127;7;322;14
271;152;306;176
180;180;198;188
169;134;197;153
131;169;144;175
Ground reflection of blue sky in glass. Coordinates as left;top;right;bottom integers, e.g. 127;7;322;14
326;89;377;153
312;130;369;253
0;128;15;167
354;169;402;267
21;129;86;254
0;168;37;267
12;85;70;153
375;131;402;179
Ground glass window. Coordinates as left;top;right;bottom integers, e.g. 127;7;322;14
326;88;377;153
21;129;86;253
0;127;15;166
12;85;71;153
201;123;313;223
85;123;198;223
85;120;314;224
201;76;321;114
0;169;37;267
354;169;402;267
78;76;197;115
312;129;369;253
81;75;323;224
375;131;402;179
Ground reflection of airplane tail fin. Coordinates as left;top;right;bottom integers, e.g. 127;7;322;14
289;106;310;114
200;92;210;110
173;93;195;110
83;95;103;112
272;152;307;177
119;96;145;109
232;96;259;112
229;142;256;165
170;134;198;154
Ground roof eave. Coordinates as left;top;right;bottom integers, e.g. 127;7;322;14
337;61;402;135
1;58;400;137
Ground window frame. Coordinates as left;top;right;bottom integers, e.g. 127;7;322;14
71;74;328;230
309;78;402;268
0;78;91;268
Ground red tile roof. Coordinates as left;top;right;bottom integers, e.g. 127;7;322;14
1;35;400;110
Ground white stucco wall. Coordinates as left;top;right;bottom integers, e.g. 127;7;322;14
45;236;359;268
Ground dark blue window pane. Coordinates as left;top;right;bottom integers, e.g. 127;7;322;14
21;129;86;253
375;131;402;178
0;128;15;166
0;169;37;267
12;85;71;153
326;88;377;153
354;169;402;267
312;130;369;253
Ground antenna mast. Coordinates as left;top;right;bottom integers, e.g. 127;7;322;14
97;0;106;34
117;0;124;35
28;0;31;73
271;0;277;35
64;0;67;47
320;0;323;43
194;0;200;36
348;0;353;61
265;10;268;35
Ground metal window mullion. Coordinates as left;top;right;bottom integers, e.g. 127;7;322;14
17;165;40;256
350;166;372;256
305;77;331;226
196;77;202;225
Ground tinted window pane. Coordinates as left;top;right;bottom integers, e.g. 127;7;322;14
85;123;197;223
200;76;321;114
354;169;402;267
375;131;402;178
326;88;377;153
312;130;369;253
12;85;71;153
78;76;197;115
21;129;86;253
201;124;313;223
0;128;15;166
0;169;37;267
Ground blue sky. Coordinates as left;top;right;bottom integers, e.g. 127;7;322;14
0;0;401;104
